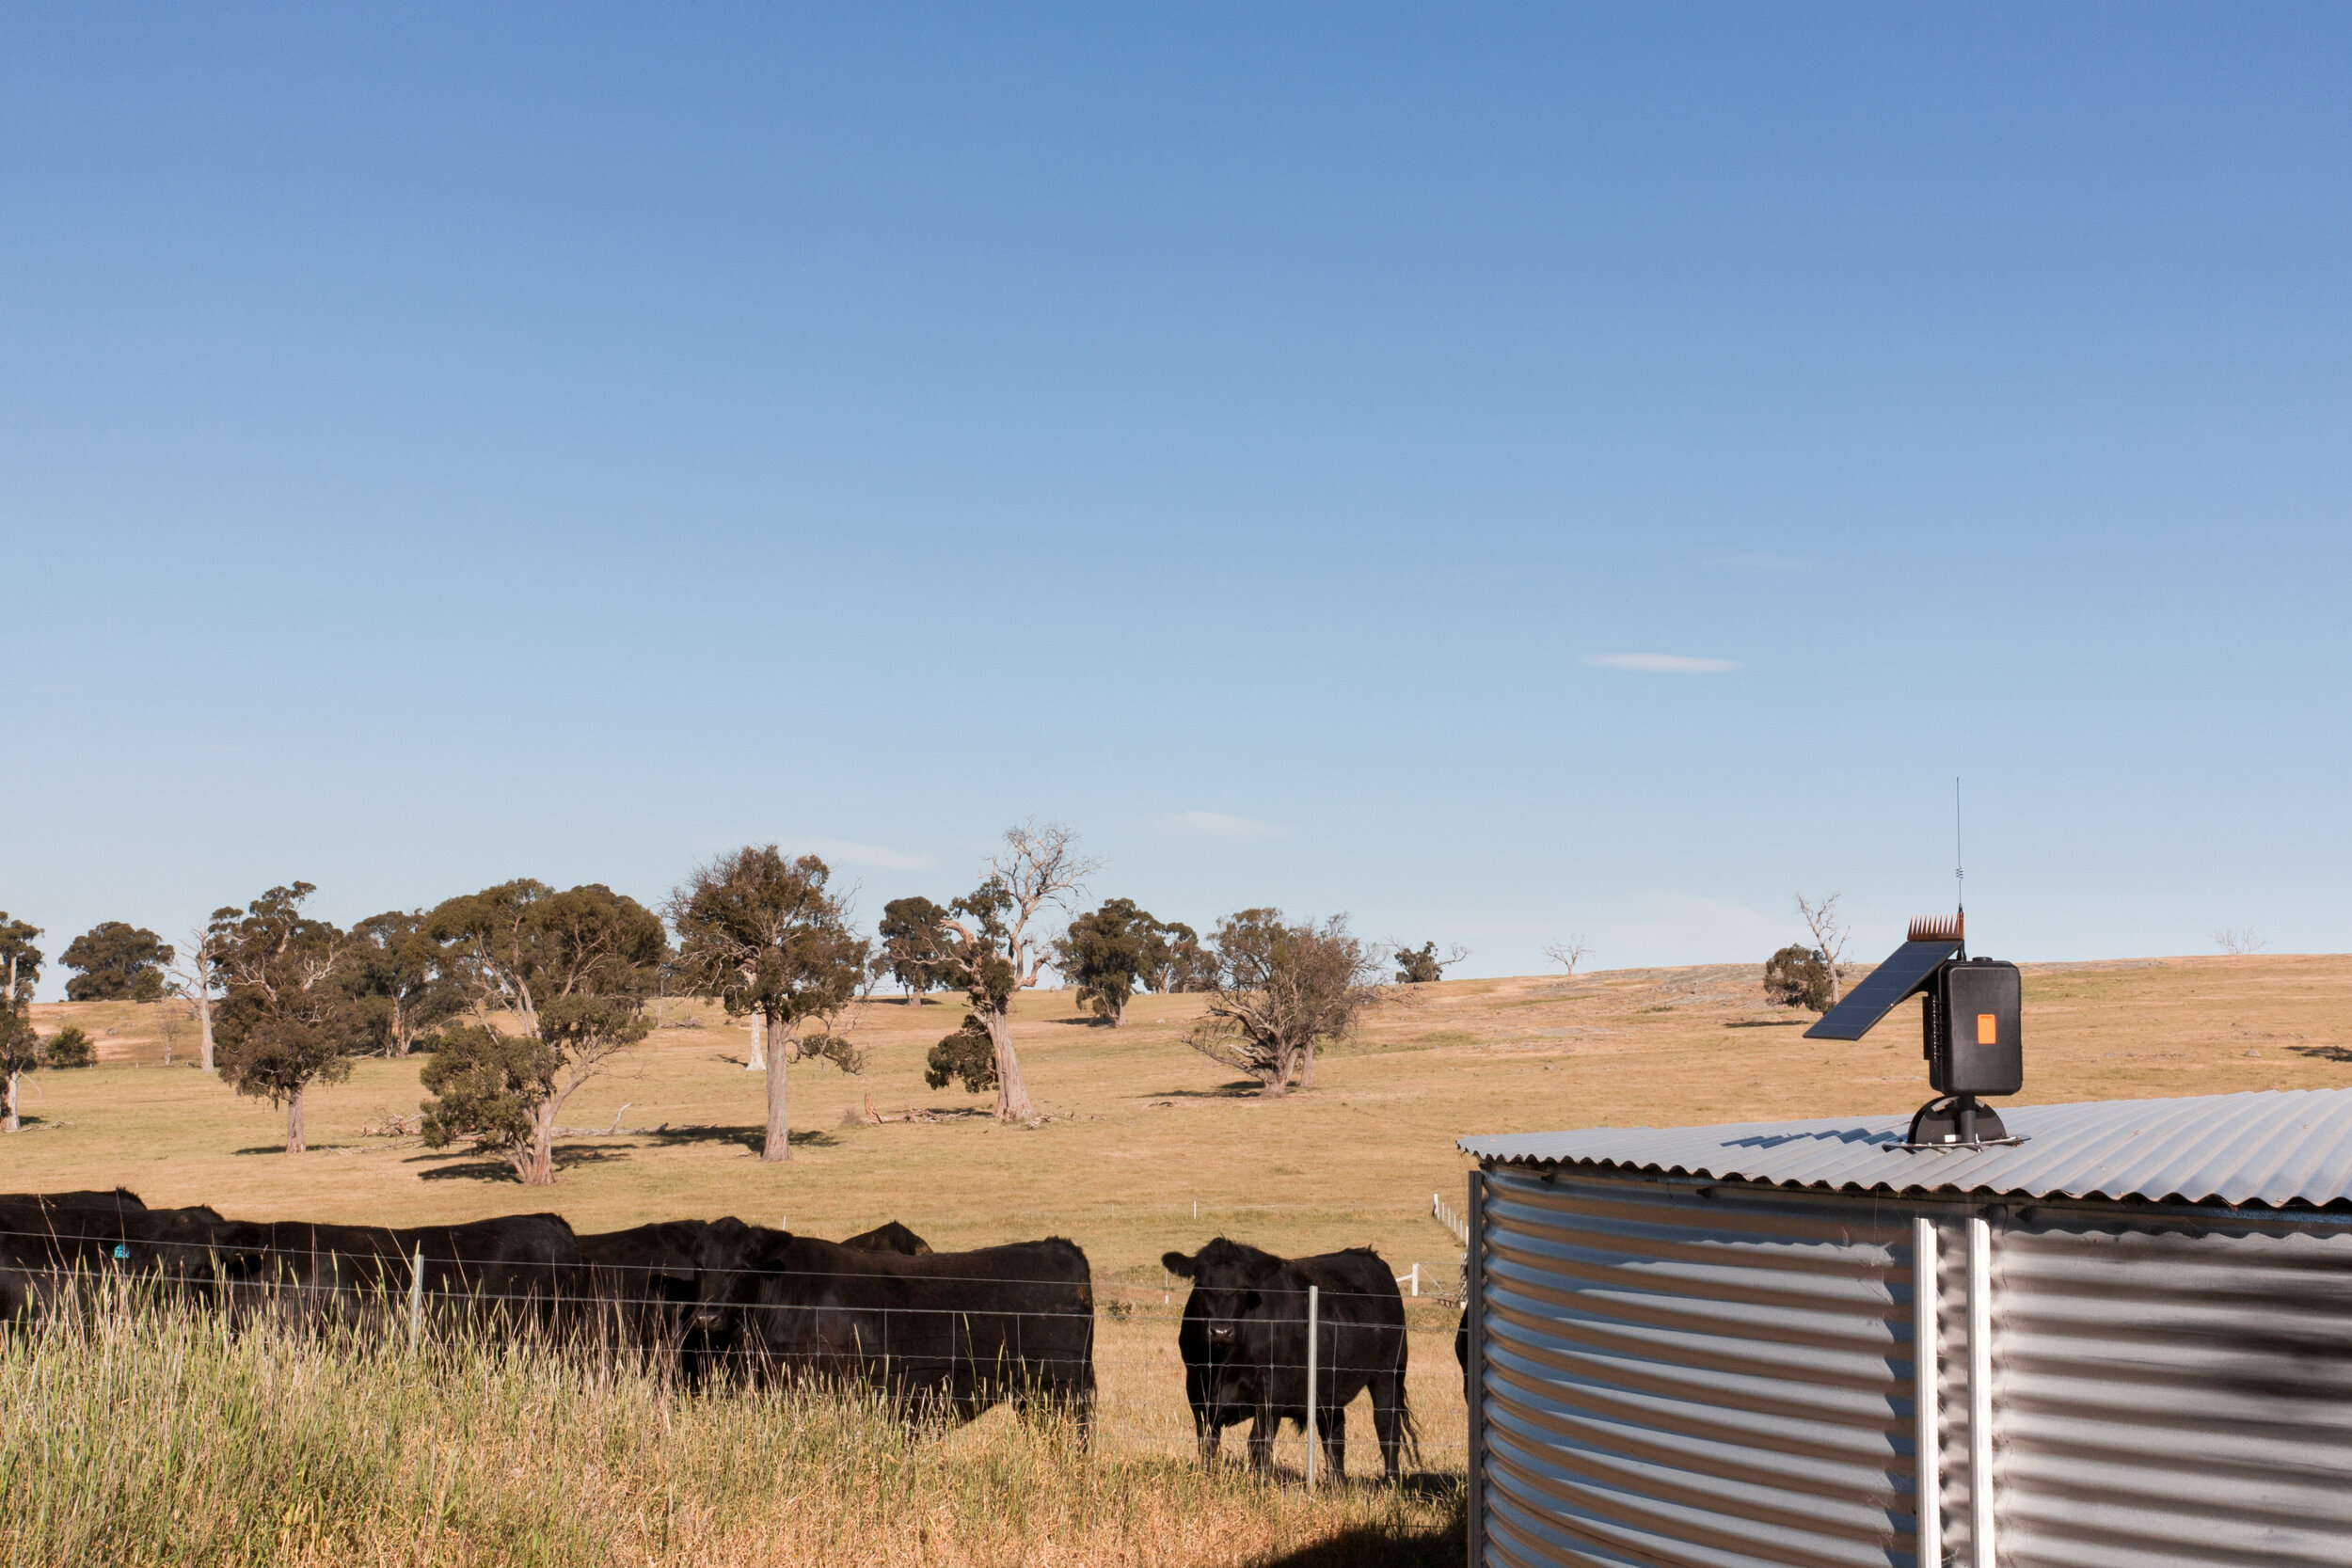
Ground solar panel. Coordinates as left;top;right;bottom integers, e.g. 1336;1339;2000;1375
1803;938;1961;1040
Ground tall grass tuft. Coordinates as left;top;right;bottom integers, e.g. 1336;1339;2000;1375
0;1289;1462;1567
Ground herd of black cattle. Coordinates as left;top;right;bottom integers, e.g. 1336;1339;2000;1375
0;1188;1443;1482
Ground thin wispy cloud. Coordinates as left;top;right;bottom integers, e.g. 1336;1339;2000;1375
784;837;930;871
1151;811;1288;843
1583;653;1741;674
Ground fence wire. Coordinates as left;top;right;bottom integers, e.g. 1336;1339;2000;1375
0;1216;1472;1469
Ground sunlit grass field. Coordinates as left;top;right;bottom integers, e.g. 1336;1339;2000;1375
3;1289;1463;1568
7;954;2346;1564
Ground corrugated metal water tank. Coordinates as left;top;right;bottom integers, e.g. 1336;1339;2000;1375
1456;1085;2352;1568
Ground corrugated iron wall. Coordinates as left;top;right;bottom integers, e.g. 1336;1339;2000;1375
1995;1210;2352;1566
1471;1169;2352;1568
1475;1168;1926;1568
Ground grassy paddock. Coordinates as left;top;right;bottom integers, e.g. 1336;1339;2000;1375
0;1291;1463;1568
8;957;2344;1564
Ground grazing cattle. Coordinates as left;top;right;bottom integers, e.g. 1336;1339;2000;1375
1454;1309;1470;1403
568;1219;755;1382
700;1229;1094;1428
839;1220;930;1256
0;1196;230;1315
1162;1238;1417;1481
209;1213;581;1334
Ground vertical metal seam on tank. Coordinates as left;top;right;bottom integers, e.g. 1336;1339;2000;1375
1968;1212;1995;1568
1915;1214;1941;1568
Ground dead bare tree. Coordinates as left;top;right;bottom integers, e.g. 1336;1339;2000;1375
1541;936;1592;974
2215;927;2270;956
1794;894;1852;1006
166;924;228;1072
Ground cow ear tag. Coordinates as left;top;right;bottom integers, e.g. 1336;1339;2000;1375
113;1243;129;1259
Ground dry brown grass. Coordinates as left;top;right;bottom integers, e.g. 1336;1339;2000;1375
18;954;2348;1266
8;954;2347;1563
3;1291;1463;1568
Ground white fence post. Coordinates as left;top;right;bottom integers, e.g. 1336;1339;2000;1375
1304;1284;1320;1491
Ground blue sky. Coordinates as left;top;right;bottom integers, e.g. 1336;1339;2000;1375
5;5;2347;994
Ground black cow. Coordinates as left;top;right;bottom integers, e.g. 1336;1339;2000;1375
0;1196;230;1318
1177;1285;1263;1461
210;1213;580;1335
567;1219;756;1382
1162;1238;1417;1481
700;1228;1094;1429
839;1220;931;1256
0;1187;148;1212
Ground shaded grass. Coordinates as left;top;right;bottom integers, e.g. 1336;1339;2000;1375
0;1292;1462;1568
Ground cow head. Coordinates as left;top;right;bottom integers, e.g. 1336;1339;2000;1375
1162;1238;1283;1349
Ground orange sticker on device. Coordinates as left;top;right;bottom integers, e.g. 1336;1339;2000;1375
1977;1013;1998;1045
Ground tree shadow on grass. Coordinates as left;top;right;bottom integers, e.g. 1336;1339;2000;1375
1723;1019;1810;1029
638;1122;765;1152
408;1146;634;1182
1151;1082;1268;1101
2290;1044;2352;1063
627;1123;844;1156
234;1143;355;1155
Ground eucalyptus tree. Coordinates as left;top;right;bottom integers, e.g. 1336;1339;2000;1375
348;909;464;1056
669;847;870;1164
1141;920;1216;993
908;823;1096;1123
420;880;666;1185
210;884;368;1153
875;896;951;1004
1187;910;1383;1097
1392;941;1468;984
1057;897;1167;1026
60;922;173;1001
0;915;43;1132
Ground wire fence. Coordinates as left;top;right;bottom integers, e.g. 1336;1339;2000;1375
0;1216;1474;1469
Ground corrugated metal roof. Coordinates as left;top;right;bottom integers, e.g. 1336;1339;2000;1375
1458;1085;2352;1210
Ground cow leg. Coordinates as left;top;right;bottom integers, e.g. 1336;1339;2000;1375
1372;1367;1407;1482
1321;1404;1346;1483
1192;1402;1220;1465
1066;1360;1097;1447
1247;1407;1277;1472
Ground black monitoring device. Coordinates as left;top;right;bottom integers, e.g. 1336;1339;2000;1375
1803;912;2025;1148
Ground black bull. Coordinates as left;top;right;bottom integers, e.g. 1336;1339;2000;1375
1164;1238;1418;1481
699;1229;1095;1427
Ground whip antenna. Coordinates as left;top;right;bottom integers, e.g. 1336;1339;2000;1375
1954;777;1964;917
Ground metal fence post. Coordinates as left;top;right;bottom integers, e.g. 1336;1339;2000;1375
407;1242;425;1349
1915;1216;1941;1568
1305;1284;1320;1490
1466;1168;1488;1567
